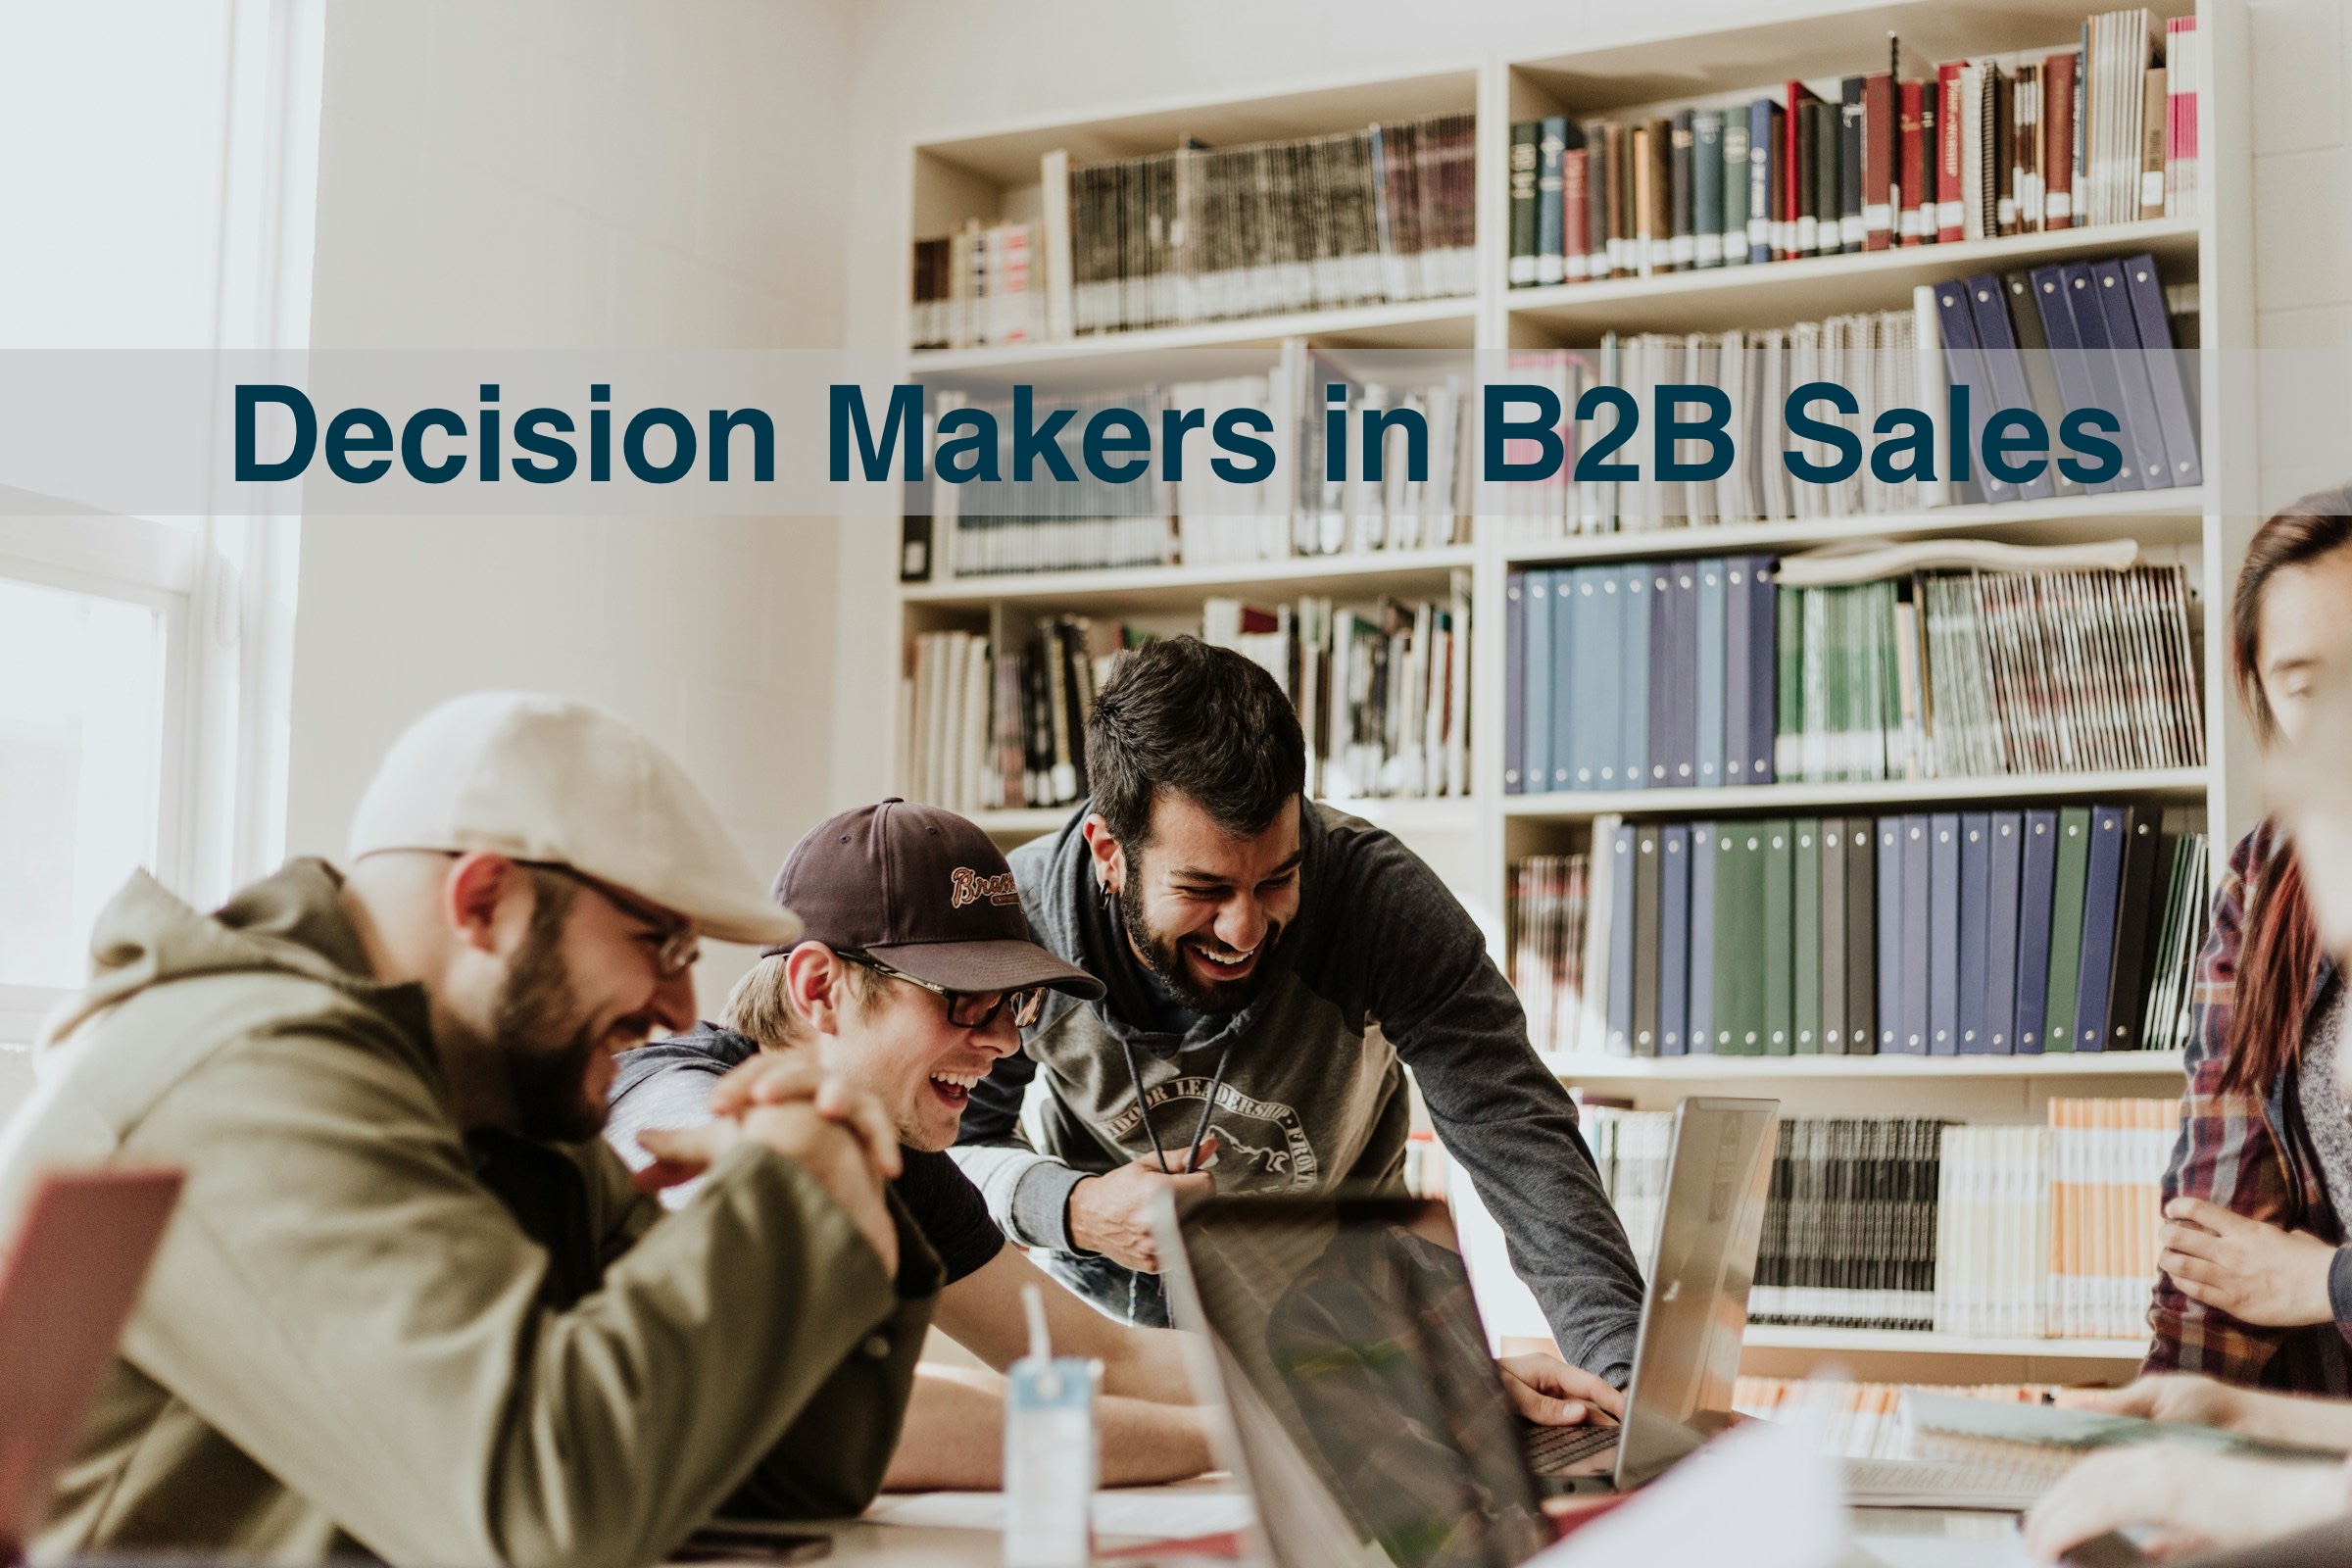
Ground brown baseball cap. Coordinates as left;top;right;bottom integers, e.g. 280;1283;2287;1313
767;799;1103;1000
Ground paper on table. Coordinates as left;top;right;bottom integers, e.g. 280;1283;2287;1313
864;1491;1254;1542
1523;1417;1845;1568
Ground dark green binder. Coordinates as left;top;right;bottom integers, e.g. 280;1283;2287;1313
1794;819;1822;1054
2042;806;2093;1052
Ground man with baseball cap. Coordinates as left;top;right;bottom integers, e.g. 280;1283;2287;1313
607;798;1217;1490
0;692;936;1568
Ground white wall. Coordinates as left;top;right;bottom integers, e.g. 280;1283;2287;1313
289;0;856;1005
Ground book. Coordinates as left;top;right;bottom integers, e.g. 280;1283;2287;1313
1795;820;1823;1054
1822;819;1849;1054
1846;815;1879;1054
2042;806;2094;1053
2121;252;2203;488
1504;571;1526;793
1607;821;1639;1054
1936;61;1965;241
1689;821;1719;1056
1633;823;1663;1055
1660;825;1693;1054
1509;122;1541;285
1862;73;1894;251
1985;812;2025;1054
1536;117;1568;285
2071;804;2129;1052
2103;808;2165;1052
1957;813;1992;1054
1878;817;1905;1053
1764;819;1796;1054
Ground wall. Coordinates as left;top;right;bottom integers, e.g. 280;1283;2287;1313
289;0;857;1004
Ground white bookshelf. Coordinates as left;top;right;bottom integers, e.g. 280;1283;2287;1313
887;0;2252;1383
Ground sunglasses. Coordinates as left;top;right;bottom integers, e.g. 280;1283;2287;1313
838;952;1049;1030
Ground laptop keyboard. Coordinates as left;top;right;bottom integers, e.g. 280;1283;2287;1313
1523;1422;1620;1473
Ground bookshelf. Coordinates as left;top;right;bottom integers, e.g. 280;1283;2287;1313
885;0;2253;1385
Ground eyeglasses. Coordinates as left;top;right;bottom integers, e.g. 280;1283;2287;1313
522;861;702;978
838;952;1049;1031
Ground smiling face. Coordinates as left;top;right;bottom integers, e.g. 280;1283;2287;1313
805;955;1024;1152
2258;551;2352;747
1096;791;1303;1015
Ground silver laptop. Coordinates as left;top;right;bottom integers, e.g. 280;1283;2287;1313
1155;1097;1779;1568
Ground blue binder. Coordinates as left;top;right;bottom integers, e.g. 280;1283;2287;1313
1619;564;1653;791
2061;262;2145;494
2014;808;2061;1054
1660;823;1692;1054
2028;263;2118;497
2071;803;2129;1052
1606;822;1639;1053
1901;814;1932;1055
1723;559;1753;785
1696;560;1728;787
1957;813;1992;1053
1744;559;1779;785
1654;563;1699;786
1553;567;1582;791
1687;821;1717;1054
1964;271;2056;502
2121;252;2203;489
1504;571;1526;794
1876;816;1904;1053
1933;278;2006;506
1571;569;1616;789
2089;260;2174;493
1929;813;1961;1055
1984;811;2025;1054
1524;570;1552;796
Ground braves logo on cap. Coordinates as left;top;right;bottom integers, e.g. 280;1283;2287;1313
950;866;1020;909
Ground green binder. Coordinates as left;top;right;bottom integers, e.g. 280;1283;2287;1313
2042;806;2093;1052
1794;818;1822;1053
1713;822;1763;1054
1762;818;1795;1054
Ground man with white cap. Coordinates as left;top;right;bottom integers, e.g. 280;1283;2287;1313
0;692;936;1568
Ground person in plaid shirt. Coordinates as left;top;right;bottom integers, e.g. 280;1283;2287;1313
2147;486;2352;1393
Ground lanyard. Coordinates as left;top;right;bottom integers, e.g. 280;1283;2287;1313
1120;1037;1232;1176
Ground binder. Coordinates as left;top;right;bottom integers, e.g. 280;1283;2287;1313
1965;271;2056;501
2042;806;2094;1052
1724;559;1754;785
1660;824;1692;1054
1821;819;1849;1054
1763;819;1795;1054
1688;821;1718;1054
1571;569;1616;788
1620;564;1654;790
1900;814;1932;1054
2104;810;2164;1050
1876;817;1904;1053
1525;570;1553;795
1794;820;1822;1054
1717;823;1765;1054
2028;263;2118;496
2014;809;2060;1054
1744;559;1779;785
1634;824;1663;1055
1607;821;1639;1054
1845;816;1878;1054
2070;804;2129;1052
1957;813;1992;1053
1653;563;1699;786
2000;270;2083;496
1504;570;1527;793
2060;262;2145;493
2089;259;2174;491
1929;813;1962;1055
1984;811;2025;1054
2121;253;2203;488
1696;559;1728;787
1933;278;2005;505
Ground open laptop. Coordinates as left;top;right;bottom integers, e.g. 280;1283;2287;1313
1154;1097;1778;1568
0;1167;182;1562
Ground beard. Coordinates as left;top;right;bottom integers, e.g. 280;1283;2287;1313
490;894;617;1145
1117;871;1285;1016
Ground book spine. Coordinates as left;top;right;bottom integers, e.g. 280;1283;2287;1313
1936;62;1965;241
1508;122;1540;286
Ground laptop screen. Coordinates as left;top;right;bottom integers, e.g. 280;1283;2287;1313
1165;1195;1552;1568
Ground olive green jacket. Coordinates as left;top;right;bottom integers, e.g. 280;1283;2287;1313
3;859;938;1568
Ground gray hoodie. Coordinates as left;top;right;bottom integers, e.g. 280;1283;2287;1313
950;802;1642;1384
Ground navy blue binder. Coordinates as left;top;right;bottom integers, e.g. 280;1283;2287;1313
1660;823;1692;1054
1984;811;2025;1054
1525;570;1552;795
1606;821;1638;1054
1957;813;1992;1053
1933;278;2005;506
1688;821;1718;1054
1504;570;1527;794
2061;262;2144;494
1901;814;1931;1054
2071;803;2129;1052
1965;272;2056;501
1876;816;1903;1052
1620;564;1653;791
1929;813;1962;1055
2122;253;2203;489
2028;263;2117;497
2090;260;2173;493
1744;559;1778;785
1723;559;1753;786
2014;808;2060;1054
1696;560;1728;787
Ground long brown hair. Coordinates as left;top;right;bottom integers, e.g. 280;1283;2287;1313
2224;484;2352;1094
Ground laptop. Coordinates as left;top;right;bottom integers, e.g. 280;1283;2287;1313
1154;1097;1778;1568
0;1167;182;1562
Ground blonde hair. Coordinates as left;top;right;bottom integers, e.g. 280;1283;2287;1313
721;949;873;1049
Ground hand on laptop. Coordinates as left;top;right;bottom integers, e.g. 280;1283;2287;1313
1067;1135;1218;1272
1498;1352;1625;1426
2021;1444;2346;1563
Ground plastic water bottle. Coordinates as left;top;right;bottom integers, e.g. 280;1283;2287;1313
1003;1283;1096;1568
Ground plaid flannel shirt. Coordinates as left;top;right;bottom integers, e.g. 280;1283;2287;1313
2145;821;2352;1392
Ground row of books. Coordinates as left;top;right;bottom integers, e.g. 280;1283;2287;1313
1936;1102;2178;1340
1733;1380;2052;1461
1502;557;2203;797
1500;255;2196;541
910;219;1036;352
902;617;1113;813
1506;9;2195;287
1510;808;2207;1060
1580;1100;2175;1335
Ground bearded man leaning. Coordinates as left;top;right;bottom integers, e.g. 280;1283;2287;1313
0;693;934;1568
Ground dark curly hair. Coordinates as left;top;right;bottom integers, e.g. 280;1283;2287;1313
1084;636;1305;850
